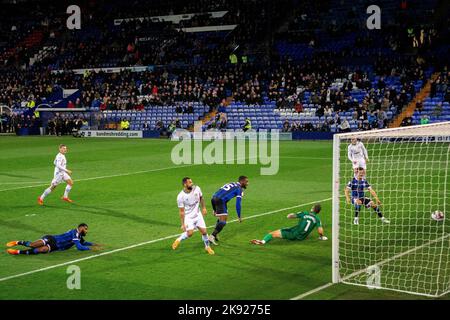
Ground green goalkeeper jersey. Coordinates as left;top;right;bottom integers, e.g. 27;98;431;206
281;211;322;240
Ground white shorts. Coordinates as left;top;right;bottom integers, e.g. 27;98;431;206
352;159;366;170
51;172;72;186
184;213;206;231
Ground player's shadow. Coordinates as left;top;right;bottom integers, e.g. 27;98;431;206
92;247;200;272
0;219;45;233
46;204;175;227
220;242;326;276
0;172;37;179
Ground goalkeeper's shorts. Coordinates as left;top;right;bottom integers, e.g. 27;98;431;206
281;227;307;241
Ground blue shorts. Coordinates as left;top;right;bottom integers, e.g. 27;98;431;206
211;197;228;216
41;235;58;252
352;197;373;208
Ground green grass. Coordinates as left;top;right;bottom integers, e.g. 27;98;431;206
0;136;447;300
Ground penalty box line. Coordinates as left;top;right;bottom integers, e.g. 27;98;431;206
0;197;332;283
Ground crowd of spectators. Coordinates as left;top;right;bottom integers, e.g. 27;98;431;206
280;106;390;133
0;0;447;135
45;114;88;136
0;113;41;134
9;0;291;71
0;52;439;134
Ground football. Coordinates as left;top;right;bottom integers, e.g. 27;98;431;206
431;211;445;221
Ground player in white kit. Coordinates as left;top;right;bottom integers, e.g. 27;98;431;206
172;177;215;255
348;137;369;176
38;144;74;205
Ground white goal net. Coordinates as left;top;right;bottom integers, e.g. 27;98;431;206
332;122;450;297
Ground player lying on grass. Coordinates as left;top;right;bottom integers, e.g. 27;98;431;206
345;167;390;225
38;144;74;205
250;204;327;245
6;223;102;255
208;176;249;245
172;177;215;255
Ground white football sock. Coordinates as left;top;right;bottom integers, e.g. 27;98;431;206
202;234;210;247
63;185;72;198
177;232;188;242
40;187;52;200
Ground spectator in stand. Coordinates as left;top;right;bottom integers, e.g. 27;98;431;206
429;80;436;98
291;121;301;131
152;85;158;96
339;118;351;133
120;118;130;130
67;100;75;109
401;117;413;127
324;105;332;118
0;113;8;133
320;121;331;132
420;114;429;125
282;119;291;132
367;111;377;129
243;117;252;132
378;109;388;128
47;118;56;135
432;102;443;117
81;118;89;130
334;111;341;126
218;112;228;129
155;119;164;131
168;121;176;134
316;106;324;118
75;98;82;108
294;100;303;113
304;122;314;132
415;99;423;113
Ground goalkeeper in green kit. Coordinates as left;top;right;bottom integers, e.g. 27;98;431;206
250;204;327;245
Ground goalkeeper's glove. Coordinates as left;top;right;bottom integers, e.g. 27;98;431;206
319;236;328;241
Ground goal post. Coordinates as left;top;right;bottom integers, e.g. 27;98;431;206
332;121;450;297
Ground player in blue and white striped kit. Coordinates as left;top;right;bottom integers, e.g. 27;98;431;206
208;176;249;245
6;223;102;255
344;168;390;225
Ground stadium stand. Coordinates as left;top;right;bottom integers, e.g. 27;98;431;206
0;0;448;135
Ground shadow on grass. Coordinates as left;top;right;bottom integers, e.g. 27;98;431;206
0;172;37;179
0;219;45;234
44;203;175;228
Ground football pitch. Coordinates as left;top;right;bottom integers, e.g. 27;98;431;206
0;136;448;300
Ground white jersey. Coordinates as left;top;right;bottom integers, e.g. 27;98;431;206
348;142;368;162
54;153;67;176
177;186;203;218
